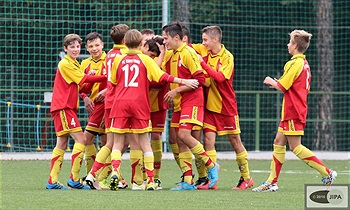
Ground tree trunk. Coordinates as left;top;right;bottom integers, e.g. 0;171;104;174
314;0;336;150
173;0;190;29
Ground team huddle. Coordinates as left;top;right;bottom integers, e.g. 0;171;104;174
46;22;337;191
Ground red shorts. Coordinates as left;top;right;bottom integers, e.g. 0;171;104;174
86;102;105;134
278;119;305;136
104;108;112;133
51;109;82;137
203;110;241;136
171;106;203;131
151;110;166;134
110;117;152;134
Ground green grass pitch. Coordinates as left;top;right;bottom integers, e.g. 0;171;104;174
0;159;348;209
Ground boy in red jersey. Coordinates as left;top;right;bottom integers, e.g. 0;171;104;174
46;34;106;190
80;32;108;177
85;24;130;190
162;23;219;190
192;25;253;190
252;30;337;192
108;29;198;191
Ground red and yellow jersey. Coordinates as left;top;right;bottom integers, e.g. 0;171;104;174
277;54;311;123
191;44;237;116
80;52;107;102
149;57;169;112
110;50;167;120
105;44;128;109
162;43;204;112
50;55;86;112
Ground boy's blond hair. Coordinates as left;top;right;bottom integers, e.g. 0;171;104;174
290;30;312;53
124;29;142;49
202;25;222;42
63;34;82;48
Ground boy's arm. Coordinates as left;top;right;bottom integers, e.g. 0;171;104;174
263;76;282;91
198;55;226;82
163;85;194;103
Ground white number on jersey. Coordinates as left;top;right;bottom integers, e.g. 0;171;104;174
122;64;139;87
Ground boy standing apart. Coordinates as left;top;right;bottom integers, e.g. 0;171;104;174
46;34;106;190
252;29;337;192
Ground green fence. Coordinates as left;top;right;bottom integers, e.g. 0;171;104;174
1;90;349;152
1;0;349;152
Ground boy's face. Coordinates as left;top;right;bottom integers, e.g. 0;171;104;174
287;39;297;55
86;38;104;60
141;44;158;59
202;33;216;51
162;31;179;50
64;40;81;60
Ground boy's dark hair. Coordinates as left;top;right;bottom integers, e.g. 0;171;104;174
182;25;190;43
85;32;102;43
140;28;155;36
144;36;164;57
162;22;183;39
110;24;130;44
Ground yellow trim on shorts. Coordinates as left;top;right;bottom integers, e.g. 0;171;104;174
217;129;241;136
57;127;82;137
86;126;106;134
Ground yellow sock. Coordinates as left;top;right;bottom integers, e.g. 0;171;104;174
151;140;162;179
111;150;122;173
143;153;154;182
96;154;110;182
70;143;85;182
267;144;286;184
85;144;96;175
179;151;194;184
170;143;180;168
207;150;217;162
190;142;214;169
293;144;329;177
130;150;144;185
236;150;250;180
194;154;207;178
48;147;64;184
90;147;110;178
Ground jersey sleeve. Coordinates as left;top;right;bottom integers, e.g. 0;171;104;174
110;56;124;85
219;52;234;79
183;47;203;75
278;59;303;91
143;55;165;82
59;60;85;85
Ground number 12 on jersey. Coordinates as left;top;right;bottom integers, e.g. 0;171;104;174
122;64;139;87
